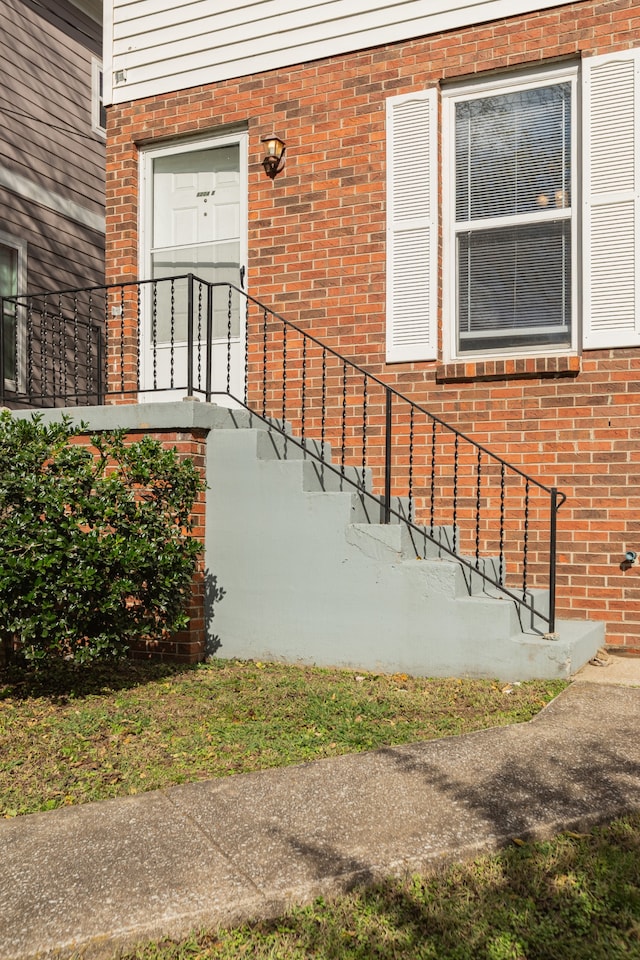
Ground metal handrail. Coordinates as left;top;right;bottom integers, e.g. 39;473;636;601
230;282;564;632
1;275;564;632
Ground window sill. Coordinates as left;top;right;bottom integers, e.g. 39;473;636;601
435;355;581;383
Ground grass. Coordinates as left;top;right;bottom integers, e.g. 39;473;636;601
3;659;638;958
0;658;565;818
120;814;640;960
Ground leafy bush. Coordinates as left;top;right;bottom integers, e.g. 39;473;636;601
0;412;204;665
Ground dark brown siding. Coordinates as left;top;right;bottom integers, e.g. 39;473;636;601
0;0;105;291
0;188;104;292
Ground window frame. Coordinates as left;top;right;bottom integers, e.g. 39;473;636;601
92;57;106;137
0;231;27;389
442;63;579;362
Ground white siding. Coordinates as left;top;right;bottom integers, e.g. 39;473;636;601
105;0;567;104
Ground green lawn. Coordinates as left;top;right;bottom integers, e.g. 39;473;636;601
0;658;564;818
2;659;637;958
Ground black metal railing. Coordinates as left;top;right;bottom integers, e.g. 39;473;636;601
1;275;564;633
1;287;105;407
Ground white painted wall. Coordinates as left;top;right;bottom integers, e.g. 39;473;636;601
104;0;566;104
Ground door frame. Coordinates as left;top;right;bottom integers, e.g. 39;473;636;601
138;129;248;398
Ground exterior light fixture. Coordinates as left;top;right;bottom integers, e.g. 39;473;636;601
261;135;286;179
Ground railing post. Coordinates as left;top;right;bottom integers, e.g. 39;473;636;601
186;273;194;397
97;326;105;405
548;487;559;634
205;282;213;402
384;386;392;523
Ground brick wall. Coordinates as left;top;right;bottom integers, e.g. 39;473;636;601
106;0;640;650
137;428;207;662
77;427;208;663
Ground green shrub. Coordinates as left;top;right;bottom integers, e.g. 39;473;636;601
0;412;204;665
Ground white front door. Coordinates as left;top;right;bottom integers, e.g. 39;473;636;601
140;133;247;401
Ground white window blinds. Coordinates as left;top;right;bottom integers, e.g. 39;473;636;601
454;82;572;353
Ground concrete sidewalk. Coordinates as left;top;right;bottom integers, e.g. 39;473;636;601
2;664;640;960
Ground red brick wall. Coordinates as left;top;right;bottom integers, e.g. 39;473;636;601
106;0;640;650
136;429;207;663
77;428;208;663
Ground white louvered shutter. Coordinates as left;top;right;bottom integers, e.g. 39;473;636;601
386;89;438;362
583;51;640;348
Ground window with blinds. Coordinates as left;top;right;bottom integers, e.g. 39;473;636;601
452;80;573;354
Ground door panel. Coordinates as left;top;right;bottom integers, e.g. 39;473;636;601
141;137;246;401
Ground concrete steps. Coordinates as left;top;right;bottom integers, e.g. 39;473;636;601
205;411;604;679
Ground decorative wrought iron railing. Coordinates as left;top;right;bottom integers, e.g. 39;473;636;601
1;275;564;634
1;287;105;407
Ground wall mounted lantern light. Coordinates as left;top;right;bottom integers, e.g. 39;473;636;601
261;135;286;179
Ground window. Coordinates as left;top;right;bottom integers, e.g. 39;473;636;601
92;58;106;135
386;50;640;363
453;81;573;354
444;68;577;359
0;234;26;385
